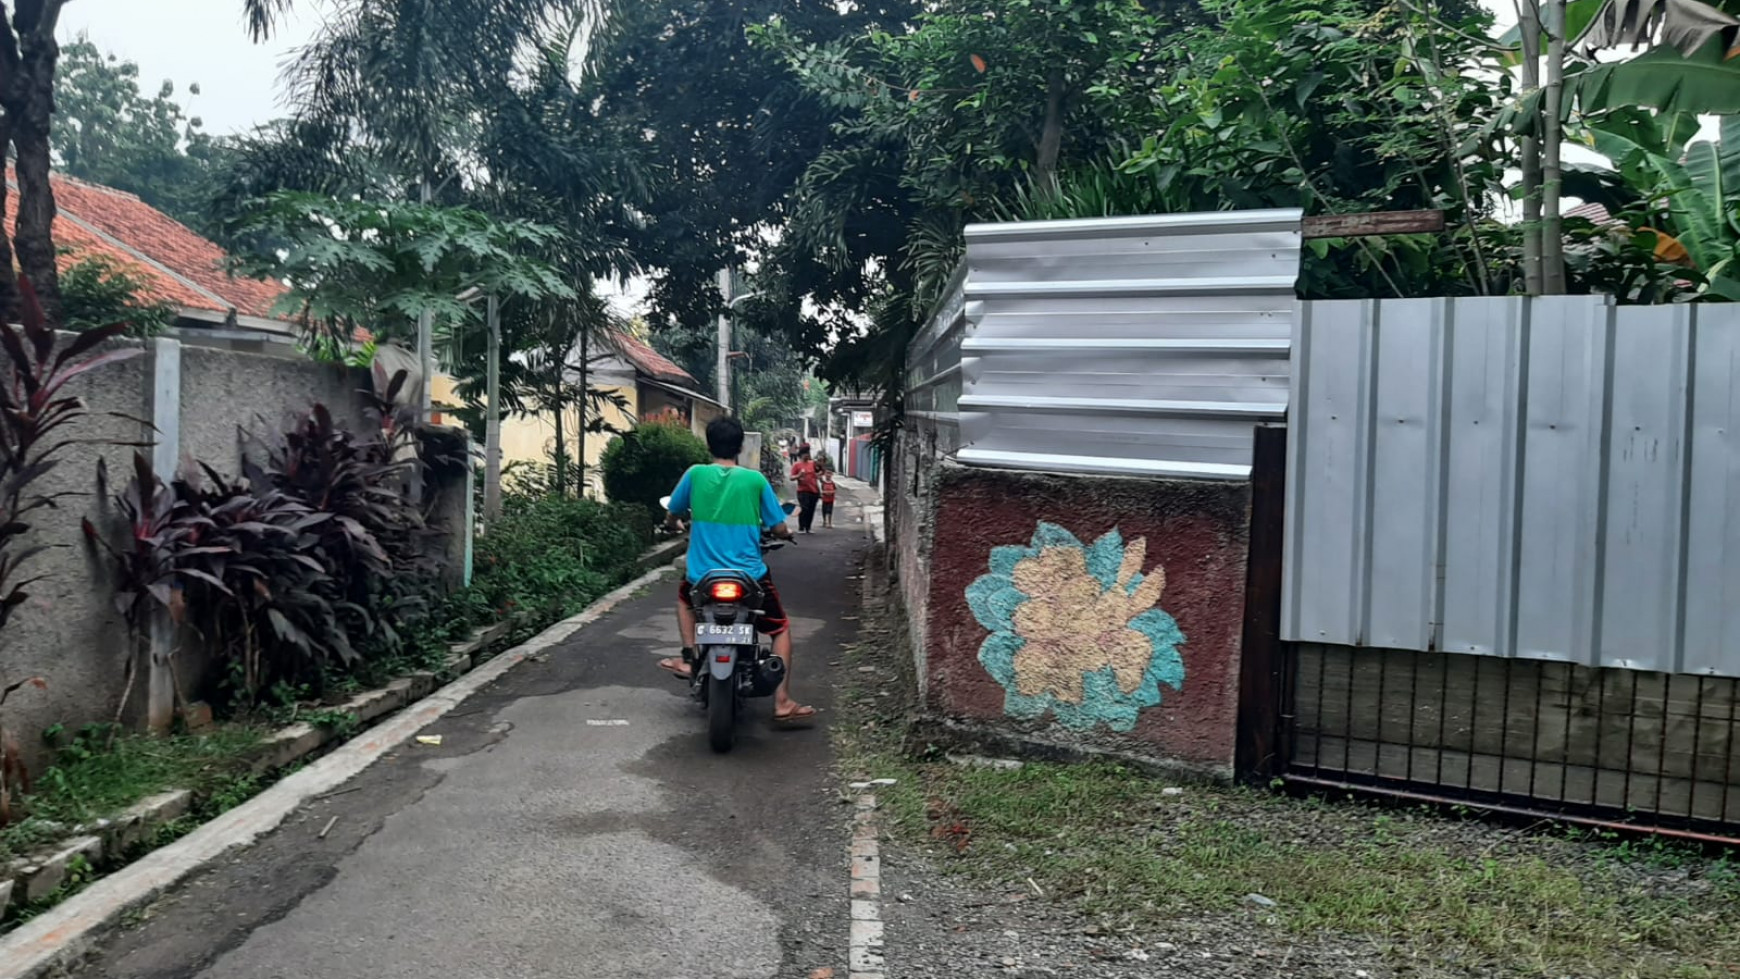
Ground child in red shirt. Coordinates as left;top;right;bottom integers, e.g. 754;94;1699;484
820;468;838;529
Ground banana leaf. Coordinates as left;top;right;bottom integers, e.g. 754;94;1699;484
1572;37;1740;115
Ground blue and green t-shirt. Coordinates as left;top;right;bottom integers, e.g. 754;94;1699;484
668;464;790;584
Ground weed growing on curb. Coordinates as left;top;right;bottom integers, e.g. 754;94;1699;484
0;726;263;863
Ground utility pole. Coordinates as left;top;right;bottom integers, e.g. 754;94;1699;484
417;178;435;414
1542;0;1568;294
484;293;502;524
1517;0;1545;295
716;267;732;413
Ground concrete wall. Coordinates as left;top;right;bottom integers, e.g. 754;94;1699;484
892;452;1252;778
180;344;371;473
7;336;151;764
3;337;452;765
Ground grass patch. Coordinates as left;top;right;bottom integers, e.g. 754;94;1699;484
0;724;263;863
837;559;1740;979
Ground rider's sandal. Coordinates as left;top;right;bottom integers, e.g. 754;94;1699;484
658;657;692;679
771;705;819;729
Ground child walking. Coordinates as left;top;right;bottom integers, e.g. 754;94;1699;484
820;468;838;529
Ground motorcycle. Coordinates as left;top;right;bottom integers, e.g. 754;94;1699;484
660;496;798;753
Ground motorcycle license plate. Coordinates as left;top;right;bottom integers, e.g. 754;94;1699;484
696;624;755;643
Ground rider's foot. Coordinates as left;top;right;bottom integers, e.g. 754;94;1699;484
771;701;818;727
658;657;692;679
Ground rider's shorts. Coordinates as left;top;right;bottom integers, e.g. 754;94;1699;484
679;572;790;637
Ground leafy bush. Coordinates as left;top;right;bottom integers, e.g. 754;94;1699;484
85;372;454;712
59;255;178;337
243;374;444;667
599;422;708;512
760;441;786;487
471;493;653;623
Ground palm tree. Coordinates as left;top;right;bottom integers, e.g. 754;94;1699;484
234;0;639;514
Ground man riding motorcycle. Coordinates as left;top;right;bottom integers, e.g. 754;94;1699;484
657;417;817;727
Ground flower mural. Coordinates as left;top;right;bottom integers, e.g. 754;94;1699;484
964;523;1186;732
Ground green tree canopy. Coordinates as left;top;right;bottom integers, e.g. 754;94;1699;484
227;192;575;347
52;38;230;229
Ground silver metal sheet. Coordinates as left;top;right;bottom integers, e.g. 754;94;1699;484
1364;299;1446;651
1683;312;1740;675
1283;301;1371;645
1514;296;1606;666
914;209;1303;481
1597;304;1691;672
1283;297;1740;678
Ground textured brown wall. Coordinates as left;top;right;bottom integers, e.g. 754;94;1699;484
918;464;1251;775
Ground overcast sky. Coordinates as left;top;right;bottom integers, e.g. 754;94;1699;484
60;0;318;136
57;1;653;310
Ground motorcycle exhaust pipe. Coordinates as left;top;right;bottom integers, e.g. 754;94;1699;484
753;655;786;695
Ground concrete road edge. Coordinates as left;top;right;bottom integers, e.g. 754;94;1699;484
0;566;673;979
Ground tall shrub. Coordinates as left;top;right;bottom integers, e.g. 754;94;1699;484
599;422;709;513
471;494;653;622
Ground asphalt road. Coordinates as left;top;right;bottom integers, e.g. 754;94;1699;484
70;496;871;979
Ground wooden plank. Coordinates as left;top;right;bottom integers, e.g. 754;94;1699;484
1236;426;1288;780
1302;210;1447;239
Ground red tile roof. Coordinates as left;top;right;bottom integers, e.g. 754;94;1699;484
3;169;290;321
611;330;700;387
1565;202;1614;224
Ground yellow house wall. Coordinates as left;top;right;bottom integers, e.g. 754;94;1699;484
494;383;638;498
442;368;721;501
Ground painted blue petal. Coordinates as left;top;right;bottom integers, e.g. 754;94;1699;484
965;574;1017;631
1075;668;1145;732
988;544;1031;578
977;632;1025;687
1003;688;1052;722
968;583;1028;634
1031;521;1082;551
1084;529;1124;590
1131;608;1186;653
1131;610;1187;691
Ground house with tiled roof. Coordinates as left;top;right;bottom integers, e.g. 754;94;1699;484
5;170;299;341
495;329;726;499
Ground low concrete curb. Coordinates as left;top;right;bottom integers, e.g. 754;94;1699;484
0;564;671;979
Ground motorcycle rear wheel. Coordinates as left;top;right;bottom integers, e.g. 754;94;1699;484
707;674;737;753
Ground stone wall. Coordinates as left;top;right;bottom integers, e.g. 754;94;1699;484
891;445;1252;778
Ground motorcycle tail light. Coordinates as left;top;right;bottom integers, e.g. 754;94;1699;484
710;581;744;601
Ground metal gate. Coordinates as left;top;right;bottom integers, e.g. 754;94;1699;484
1242;297;1740;841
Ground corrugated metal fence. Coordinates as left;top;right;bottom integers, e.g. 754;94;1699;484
1276;296;1740;835
906;210;1301;480
1283;296;1740;679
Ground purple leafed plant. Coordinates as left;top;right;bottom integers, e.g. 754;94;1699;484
0;276;142;824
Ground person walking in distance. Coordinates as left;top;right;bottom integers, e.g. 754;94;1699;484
791;444;821;534
819;466;837;530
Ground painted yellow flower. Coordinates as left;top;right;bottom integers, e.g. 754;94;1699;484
1008;538;1168;704
966;523;1186;732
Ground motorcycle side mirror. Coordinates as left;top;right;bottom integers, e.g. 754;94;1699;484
659;496;673;512
781;501;797;516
